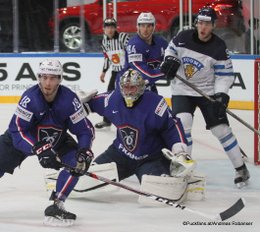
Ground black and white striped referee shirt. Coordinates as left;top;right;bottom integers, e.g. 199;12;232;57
101;31;130;73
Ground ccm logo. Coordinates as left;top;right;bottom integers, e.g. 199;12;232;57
36;143;51;155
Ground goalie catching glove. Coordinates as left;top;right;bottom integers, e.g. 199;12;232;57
32;141;61;170
162;148;197;177
71;148;94;177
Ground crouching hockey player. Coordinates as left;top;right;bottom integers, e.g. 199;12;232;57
0;59;94;226
78;69;205;203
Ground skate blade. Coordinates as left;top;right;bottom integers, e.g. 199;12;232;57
43;216;75;227
236;180;249;189
242;155;249;163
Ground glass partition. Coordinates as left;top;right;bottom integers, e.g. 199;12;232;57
0;0;259;54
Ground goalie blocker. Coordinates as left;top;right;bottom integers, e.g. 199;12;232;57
76;89;98;115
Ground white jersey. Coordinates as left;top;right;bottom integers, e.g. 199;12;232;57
102;31;130;72
165;29;234;96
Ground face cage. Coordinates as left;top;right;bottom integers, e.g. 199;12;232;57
120;84;145;107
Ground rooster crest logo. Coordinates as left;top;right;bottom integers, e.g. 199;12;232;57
118;125;138;152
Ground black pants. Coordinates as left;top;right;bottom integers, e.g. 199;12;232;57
171;95;229;129
94;144;170;182
0;130;26;174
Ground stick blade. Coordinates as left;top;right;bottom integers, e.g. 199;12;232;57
218;198;245;221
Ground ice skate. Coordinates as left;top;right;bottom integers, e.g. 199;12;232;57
95;121;111;129
44;200;76;226
234;167;250;189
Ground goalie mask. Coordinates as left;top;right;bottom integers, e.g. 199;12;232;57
119;69;146;108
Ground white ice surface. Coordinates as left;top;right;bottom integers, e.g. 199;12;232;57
0;104;259;232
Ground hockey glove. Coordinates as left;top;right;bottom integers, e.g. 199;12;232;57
32;141;61;170
71;148;94;176
162;148;196;177
212;92;230;118
160;56;181;80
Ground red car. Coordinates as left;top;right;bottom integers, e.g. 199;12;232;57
49;0;245;52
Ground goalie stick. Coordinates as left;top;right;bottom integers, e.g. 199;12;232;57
62;163;245;221
175;73;260;136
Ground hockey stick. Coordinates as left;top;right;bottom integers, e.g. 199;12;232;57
240;147;249;162
46;176;114;193
174;74;260;136
62;163;245;221
85;171;245;221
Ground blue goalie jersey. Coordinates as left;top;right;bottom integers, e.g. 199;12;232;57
88;89;186;160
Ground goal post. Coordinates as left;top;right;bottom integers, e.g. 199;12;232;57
254;58;260;165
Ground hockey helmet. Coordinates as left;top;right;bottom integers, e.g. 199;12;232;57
196;6;217;23
103;18;117;28
137;12;156;26
119;69;146;107
38;59;63;79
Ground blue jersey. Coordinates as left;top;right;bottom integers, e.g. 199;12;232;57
8;85;94;156
89;90;186;160
125;34;168;85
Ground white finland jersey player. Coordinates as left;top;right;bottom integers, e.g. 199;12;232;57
164;29;234;96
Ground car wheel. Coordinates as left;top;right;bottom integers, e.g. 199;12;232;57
60;22;90;52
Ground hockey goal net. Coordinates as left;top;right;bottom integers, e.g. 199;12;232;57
254;58;260;165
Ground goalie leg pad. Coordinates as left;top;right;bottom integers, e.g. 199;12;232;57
186;171;206;201
138;174;188;206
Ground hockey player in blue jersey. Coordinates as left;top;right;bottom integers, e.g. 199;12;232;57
79;69;196;187
160;6;250;188
0;59;94;226
123;12;168;92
